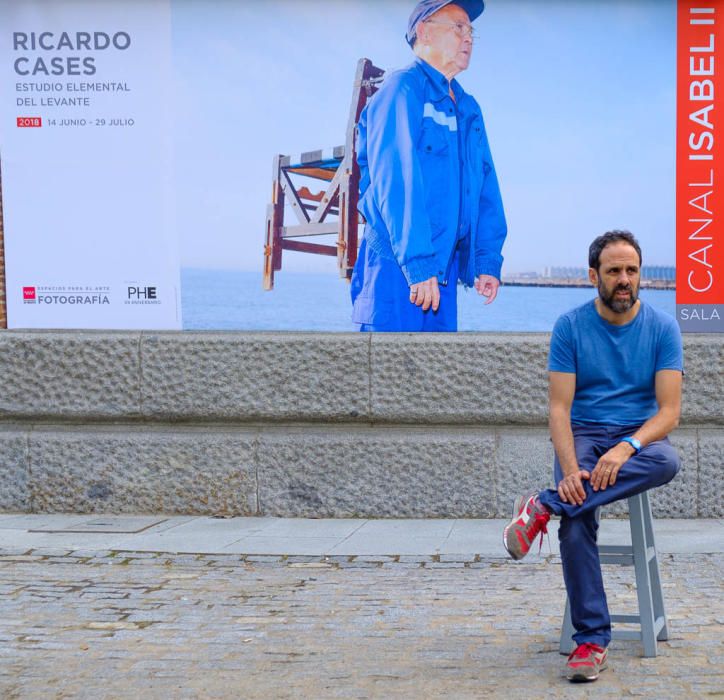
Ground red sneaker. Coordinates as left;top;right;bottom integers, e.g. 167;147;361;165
566;642;608;682
502;492;550;560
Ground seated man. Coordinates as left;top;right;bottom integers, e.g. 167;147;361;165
502;230;683;682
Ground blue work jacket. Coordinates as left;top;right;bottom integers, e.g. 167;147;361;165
357;58;507;286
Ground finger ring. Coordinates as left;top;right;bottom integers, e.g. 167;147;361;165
410;290;417;296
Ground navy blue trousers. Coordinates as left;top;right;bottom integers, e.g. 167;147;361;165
537;424;679;648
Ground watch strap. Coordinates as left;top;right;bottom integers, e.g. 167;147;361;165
620;436;641;453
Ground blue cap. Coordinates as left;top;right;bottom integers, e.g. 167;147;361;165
406;0;485;47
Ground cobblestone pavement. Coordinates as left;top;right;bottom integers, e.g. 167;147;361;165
1;548;722;699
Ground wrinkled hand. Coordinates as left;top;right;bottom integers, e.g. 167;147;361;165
409;276;440;312
474;274;500;305
557;469;590;506
590;443;632;492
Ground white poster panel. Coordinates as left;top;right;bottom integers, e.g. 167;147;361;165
0;0;180;329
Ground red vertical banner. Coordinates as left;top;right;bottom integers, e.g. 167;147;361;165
677;0;724;331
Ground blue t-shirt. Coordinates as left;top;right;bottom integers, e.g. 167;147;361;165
548;299;683;426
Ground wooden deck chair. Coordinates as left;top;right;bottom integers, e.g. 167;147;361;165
263;58;385;290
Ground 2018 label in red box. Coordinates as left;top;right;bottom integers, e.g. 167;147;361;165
16;117;41;127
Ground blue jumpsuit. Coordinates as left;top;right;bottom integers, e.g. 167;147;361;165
351;58;507;331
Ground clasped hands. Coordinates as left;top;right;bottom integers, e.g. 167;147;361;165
557;442;634;506
408;274;499;311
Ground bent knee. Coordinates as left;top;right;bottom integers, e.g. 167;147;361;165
643;440;680;484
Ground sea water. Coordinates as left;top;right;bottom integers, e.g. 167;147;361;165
181;269;675;332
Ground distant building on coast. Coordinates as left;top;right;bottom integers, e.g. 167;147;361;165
502;265;676;289
541;266;675;282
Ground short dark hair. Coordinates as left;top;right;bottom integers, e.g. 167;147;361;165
588;230;642;270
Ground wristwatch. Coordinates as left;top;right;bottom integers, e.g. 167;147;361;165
620;437;642;453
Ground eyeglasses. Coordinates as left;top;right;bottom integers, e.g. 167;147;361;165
423;20;478;40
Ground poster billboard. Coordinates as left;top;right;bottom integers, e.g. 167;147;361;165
1;0;718;332
0;0;180;329
176;0;683;332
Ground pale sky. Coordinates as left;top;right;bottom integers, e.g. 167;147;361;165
171;0;676;274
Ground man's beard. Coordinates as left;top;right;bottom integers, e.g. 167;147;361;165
598;279;639;313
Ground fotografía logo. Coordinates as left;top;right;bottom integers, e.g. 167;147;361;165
22;285;111;306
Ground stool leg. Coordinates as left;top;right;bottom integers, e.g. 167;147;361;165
629;494;658;657
560;598;576;655
641;491;669;641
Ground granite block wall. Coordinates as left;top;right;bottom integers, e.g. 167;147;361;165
0;332;720;517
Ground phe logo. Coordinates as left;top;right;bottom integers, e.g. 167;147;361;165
22;286;36;302
127;286;157;300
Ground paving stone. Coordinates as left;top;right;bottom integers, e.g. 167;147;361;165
205;556;248;567
244;555;283;563
397;555;432;563
438;555;472;563
355;556;397;563
42;557;92;565
284;556;327;564
29;548;72;557
69;550;115;559
324;556;353;564
0;548;33;557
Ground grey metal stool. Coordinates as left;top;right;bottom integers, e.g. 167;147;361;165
559;491;668;658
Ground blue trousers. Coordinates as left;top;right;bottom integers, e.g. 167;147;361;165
350;238;459;332
537;424;679;648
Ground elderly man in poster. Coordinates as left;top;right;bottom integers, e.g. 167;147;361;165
350;0;507;332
